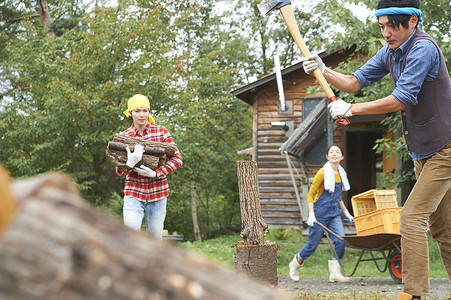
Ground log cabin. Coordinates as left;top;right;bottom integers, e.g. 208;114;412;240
232;48;408;229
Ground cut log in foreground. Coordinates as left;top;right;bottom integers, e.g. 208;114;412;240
105;134;177;170
0;168;17;238
234;161;277;286
0;167;291;300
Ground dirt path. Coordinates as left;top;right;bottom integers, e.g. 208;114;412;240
278;276;450;299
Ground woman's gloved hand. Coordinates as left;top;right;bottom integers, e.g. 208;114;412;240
307;211;317;227
343;209;354;224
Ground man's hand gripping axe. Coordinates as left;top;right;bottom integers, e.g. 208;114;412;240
258;0;350;126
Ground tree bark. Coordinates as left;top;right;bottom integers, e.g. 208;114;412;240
234;243;278;286
112;135;177;157
105;148;160;170
108;142;166;156
235;161;277;286
102;167;124;198
105;135;177;170
190;171;202;242
37;0;53;35
0;170;290;300
236;161;268;245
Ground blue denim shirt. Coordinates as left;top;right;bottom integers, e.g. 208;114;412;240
352;30;440;160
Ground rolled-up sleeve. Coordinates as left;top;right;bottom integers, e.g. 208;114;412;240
352;46;391;88
391;40;439;106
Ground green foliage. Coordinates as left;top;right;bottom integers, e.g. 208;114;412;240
162;0;253;240
0;1;183;205
0;1;253;240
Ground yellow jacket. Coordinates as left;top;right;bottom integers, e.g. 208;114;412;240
307;168;345;203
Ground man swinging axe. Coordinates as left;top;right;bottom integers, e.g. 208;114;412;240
263;0;451;299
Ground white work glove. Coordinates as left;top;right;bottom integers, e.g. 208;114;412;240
300;54;325;74
306;211;317;227
343;209;354;224
328;100;352;119
134;165;156;178
126;144;145;168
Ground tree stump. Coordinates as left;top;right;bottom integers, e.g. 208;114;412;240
0;167;290;300
234;161;278;286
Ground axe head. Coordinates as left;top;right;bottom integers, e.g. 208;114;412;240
257;0;291;17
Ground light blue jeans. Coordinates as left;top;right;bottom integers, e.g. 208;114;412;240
123;196;167;239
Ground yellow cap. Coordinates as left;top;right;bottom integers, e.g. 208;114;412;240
123;94;155;124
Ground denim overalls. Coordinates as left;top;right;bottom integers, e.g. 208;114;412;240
298;180;346;260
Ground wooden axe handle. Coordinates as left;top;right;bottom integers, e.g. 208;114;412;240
279;5;350;126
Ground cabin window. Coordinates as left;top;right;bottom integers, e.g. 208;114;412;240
304;130;328;165
303;97;328;166
303;97;325;119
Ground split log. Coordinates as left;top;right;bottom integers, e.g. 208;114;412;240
113;135;177;157
108;142;166;156
105;135;177;170
0;167;291;300
234;161;277;286
105;146;161;170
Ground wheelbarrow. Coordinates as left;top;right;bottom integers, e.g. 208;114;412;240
314;221;402;283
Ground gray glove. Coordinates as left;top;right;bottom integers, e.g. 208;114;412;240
126;144;144;168
134;165;156;178
300;54;325;74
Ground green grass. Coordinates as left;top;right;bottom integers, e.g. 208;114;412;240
179;227;448;279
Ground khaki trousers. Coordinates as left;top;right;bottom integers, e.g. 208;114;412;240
400;141;451;296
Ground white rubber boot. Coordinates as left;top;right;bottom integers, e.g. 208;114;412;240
289;255;303;282
328;259;349;282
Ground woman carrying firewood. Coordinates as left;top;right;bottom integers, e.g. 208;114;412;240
115;94;182;238
288;145;353;283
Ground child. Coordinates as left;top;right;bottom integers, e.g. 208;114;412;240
289;145;353;282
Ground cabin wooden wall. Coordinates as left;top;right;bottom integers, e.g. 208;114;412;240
246;49;394;228
254;69;314;228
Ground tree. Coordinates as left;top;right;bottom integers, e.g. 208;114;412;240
0;0;184;205
161;0;253;240
0;0;254;240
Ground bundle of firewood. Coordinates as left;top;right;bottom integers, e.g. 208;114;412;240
105;134;177;170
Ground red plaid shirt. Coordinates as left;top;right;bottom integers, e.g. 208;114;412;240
115;123;182;202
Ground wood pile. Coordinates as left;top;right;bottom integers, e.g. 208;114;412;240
105;134;177;170
0;167;291;300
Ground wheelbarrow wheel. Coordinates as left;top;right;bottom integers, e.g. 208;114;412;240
388;251;402;283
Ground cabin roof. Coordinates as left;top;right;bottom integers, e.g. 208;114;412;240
231;50;345;105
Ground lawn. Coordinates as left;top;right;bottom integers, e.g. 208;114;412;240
179;227;448;279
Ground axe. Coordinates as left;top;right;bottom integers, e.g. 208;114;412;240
258;0;350;126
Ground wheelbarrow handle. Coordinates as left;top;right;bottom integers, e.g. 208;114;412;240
314;221;345;242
